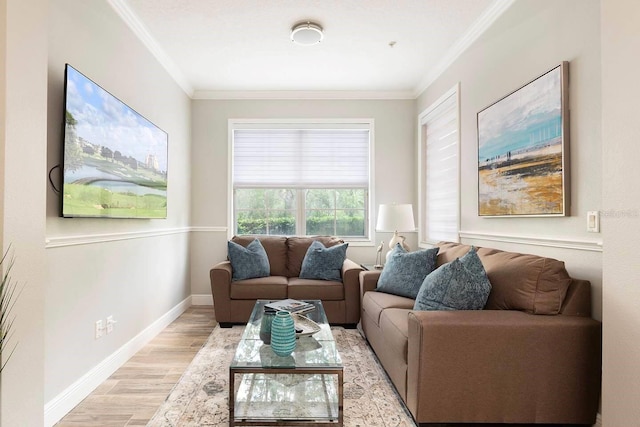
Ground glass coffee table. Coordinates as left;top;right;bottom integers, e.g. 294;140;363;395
229;300;343;426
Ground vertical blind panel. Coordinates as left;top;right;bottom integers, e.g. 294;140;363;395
423;92;459;243
234;129;369;188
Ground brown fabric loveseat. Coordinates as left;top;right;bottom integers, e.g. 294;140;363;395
210;235;363;327
359;241;601;425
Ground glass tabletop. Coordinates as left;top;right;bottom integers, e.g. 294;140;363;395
230;300;342;370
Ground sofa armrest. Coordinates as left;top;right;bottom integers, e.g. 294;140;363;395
341;259;364;324
406;310;601;424
210;261;233;322
359;270;381;300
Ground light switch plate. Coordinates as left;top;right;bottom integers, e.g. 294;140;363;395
587;211;600;233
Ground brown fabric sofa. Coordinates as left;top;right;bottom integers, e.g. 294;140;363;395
359;241;601;425
210;235;363;327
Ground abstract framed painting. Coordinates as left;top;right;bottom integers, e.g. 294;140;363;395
477;62;570;217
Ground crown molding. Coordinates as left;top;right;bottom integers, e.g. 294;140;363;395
192;90;416;100
413;0;516;97
107;0;194;97
109;0;513;101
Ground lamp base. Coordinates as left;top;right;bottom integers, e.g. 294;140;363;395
388;231;410;252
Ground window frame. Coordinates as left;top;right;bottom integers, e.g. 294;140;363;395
417;84;461;246
228;119;375;244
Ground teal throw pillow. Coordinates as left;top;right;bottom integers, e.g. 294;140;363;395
228;239;270;281
376;244;439;299
414;247;492;311
299;240;348;282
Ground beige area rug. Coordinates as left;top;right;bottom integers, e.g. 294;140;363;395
148;325;417;426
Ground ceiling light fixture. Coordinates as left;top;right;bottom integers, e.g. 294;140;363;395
291;21;323;46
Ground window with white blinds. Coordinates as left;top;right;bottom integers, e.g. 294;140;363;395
230;122;372;239
233;129;369;188
418;86;459;244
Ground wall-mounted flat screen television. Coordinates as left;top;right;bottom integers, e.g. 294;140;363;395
61;64;168;218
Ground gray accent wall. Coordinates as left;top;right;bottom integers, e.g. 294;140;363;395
601;0;640;424
43;0;192;412
416;0;603;320
1;0;48;425
189;99;416;297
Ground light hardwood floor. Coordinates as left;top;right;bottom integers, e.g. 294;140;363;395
55;307;571;427
56;306;217;426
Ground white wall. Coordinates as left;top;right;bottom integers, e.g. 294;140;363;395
601;0;640;425
0;0;48;425
43;0;192;418
416;0;603;320
1;0;624;424
189;99;416;297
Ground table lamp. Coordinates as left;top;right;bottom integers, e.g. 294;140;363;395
375;203;415;253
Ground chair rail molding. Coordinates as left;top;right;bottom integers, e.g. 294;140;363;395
190;226;227;233
458;230;603;252
46;227;191;248
46;226;229;248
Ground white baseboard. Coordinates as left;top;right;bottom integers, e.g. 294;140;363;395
43;296;192;427
594;412;602;427
191;294;213;306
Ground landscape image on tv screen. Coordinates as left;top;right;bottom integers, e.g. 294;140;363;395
62;64;168;218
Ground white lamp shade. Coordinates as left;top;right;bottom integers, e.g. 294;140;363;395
376;204;415;232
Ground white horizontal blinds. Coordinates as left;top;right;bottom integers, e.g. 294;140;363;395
423;91;459;242
233;129;369;188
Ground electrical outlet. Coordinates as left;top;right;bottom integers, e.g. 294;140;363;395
106;316;116;334
95;320;104;339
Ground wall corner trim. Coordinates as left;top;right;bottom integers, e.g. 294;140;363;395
43;296;192;426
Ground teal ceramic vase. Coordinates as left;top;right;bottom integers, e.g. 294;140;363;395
259;310;275;344
270;310;296;357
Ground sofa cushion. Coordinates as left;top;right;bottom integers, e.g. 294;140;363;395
288;278;344;301
478;247;572;314
229;276;288;300
376;244;439;299
414;247;491;311
227;239;270;281
437;242;573;315
231;235;288;277
299;240;348;281
377;308;411;399
287;236;344;277
362;289;415;327
379;308;410;357
435;241;473;266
